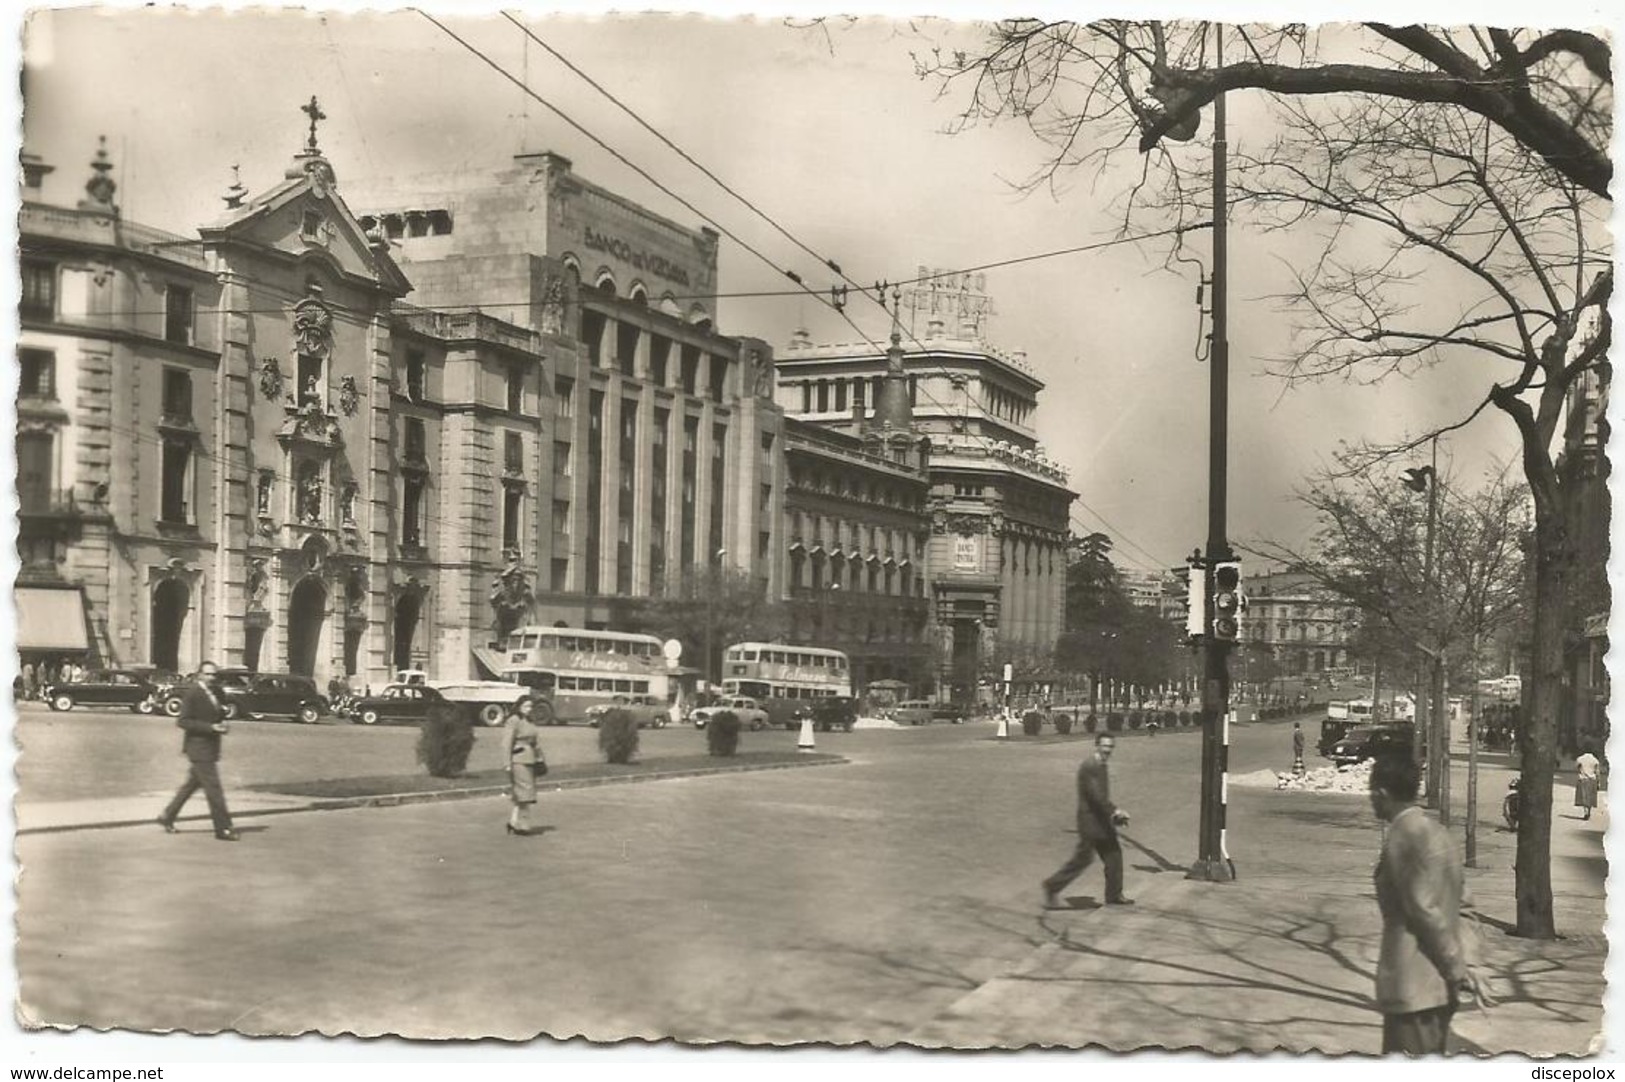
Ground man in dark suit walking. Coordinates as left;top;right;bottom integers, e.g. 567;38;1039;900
1043;733;1131;908
157;661;239;841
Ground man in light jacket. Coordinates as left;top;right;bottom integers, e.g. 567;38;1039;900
1369;754;1491;1053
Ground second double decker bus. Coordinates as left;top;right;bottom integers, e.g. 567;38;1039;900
499;626;670;725
721;641;852;727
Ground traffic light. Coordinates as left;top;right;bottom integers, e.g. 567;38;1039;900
1180;562;1207;641
1211;561;1242;642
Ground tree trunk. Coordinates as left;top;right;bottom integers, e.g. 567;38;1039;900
1516;506;1568;939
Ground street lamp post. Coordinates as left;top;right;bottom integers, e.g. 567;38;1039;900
1404;439;1445;821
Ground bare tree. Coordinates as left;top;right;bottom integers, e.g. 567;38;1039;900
918;22;1611;201
919;17;1607;940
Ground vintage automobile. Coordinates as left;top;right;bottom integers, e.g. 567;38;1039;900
892;699;935;726
218;673;329;724
43;669;159;713
586;695;671;729
808;696;858;733
690;696;770;732
929;701;968;724
1327;724;1415;767
346;683;448;726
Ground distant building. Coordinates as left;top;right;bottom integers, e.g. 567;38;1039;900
774;279;1077;700
1242;569;1359;675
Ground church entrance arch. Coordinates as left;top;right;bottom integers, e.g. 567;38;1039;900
287;578;328;677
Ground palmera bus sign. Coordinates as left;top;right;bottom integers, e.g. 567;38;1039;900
570;651;635;674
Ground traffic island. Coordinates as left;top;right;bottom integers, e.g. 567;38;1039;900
17;751;847;835
250;750;846;804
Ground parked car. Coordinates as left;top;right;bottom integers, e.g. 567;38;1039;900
691;696;769;731
346;683;447;726
216;673;328;723
586;696;670;729
893;699;933;726
930;701;967;724
156;668;252;717
43;669;159;713
1327;724;1415;767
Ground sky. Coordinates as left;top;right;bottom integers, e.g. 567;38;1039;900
14;3;1611;576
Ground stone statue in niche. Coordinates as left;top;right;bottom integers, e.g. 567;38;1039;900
345;567;367;613
256;471;274;516
300;374;322;409
297;466;324;525
340;482;358;527
246;560;270;610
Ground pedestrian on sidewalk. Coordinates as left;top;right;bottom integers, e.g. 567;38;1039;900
1292;722;1306;776
1574;748;1601;821
1369;754;1491;1054
1042;734;1132;909
503;696;547;836
157;661;239;841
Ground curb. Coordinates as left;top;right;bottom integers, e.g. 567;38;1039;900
17;754;850;837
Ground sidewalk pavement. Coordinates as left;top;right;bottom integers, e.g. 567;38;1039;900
906;769;1607;1055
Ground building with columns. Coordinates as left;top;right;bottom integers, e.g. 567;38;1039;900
773;283;1076;701
352;150;784;658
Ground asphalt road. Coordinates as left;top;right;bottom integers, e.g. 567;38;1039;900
17;708;1333;1043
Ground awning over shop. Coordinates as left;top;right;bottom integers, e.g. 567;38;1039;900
15;587;90;652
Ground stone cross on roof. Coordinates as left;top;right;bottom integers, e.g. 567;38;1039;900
301;95;327;152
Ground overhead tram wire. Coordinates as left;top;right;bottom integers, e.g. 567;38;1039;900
418;10;1014;458
432;13;1189;577
501;17;1212;556
502;15;1210;468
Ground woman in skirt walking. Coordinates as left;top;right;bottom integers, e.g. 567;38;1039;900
1574;747;1602;821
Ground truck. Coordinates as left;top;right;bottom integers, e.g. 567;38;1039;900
395;669;537;727
690;695;770;732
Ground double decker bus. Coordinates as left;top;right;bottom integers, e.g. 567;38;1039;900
721;642;852;727
499;626;670;725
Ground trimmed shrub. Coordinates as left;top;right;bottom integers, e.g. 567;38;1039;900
1021;710;1044;736
417;703;475;778
707;710;742;757
1106;711;1124;733
597;707;640;765
1163;710;1178;730
1054;713;1074;736
1127;711;1143;730
1084;713;1098;734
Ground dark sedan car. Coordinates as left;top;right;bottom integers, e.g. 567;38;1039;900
347;683;447;726
1328;724;1415;767
43;669;158;713
219;673;329;724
